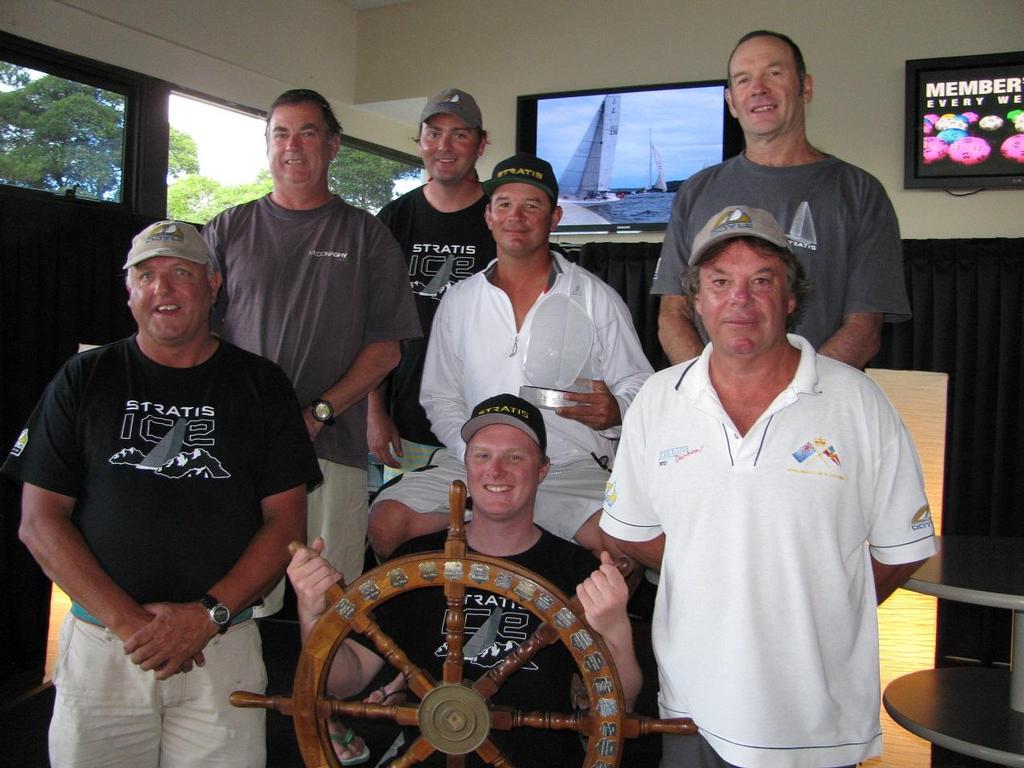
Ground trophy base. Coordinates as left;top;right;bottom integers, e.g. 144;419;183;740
519;385;576;410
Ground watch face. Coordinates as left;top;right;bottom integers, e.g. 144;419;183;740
211;604;230;625
313;401;333;422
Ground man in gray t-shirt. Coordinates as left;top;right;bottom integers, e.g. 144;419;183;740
204;89;420;605
653;30;909;369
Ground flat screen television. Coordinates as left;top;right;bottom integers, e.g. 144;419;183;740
516;81;743;234
904;51;1024;190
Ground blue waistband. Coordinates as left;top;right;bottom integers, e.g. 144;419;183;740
70;602;254;628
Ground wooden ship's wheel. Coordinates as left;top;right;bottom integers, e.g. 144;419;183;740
231;481;695;767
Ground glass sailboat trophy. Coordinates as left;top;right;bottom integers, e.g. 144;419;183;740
520;292;596;409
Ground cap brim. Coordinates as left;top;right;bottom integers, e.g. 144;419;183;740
482;177;557;205
461;414;543;450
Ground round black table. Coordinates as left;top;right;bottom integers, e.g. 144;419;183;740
883;536;1024;767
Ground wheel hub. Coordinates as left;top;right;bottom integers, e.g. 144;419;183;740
417;683;491;755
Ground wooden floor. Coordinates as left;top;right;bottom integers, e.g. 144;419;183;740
44;584;943;767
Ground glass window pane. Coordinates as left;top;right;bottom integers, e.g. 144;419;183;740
168;93;269;225
328;145;422;214
0;60;125;202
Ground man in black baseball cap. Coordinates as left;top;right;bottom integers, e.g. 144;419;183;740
291;392;641;766
482;152;559;206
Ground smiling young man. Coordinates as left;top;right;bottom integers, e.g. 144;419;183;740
652;30;910;370
203;89;420;603
3;221;322;767
603;206;936;768
369;89;496;480
368;153;652;561
290;394;640;767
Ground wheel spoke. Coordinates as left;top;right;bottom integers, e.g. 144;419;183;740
489;706;589;734
386;734;436;767
353;611;436;700
442;480;469;684
474;737;518;766
325;697;420;727
472;619;560;700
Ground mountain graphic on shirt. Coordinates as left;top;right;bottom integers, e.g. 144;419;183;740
107;446;230;479
155;448;230;479
434;640;539;671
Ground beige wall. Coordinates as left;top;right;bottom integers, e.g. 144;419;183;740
0;0;413;148
355;0;1024;240
3;0;1022;239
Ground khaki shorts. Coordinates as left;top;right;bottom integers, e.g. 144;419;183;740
371;448;608;541
49;615;266;768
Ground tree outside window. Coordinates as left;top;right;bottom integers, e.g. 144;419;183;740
0;61;126;202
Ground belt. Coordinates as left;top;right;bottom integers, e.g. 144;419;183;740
70;602;254;628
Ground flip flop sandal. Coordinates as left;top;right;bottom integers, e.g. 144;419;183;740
329;726;371;766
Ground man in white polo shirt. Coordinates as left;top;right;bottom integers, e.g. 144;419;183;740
600;206;936;768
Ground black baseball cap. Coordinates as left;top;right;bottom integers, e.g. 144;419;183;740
461;394;547;455
483;153;559;206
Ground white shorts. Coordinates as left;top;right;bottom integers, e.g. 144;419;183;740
370;448;608;541
49;615;266;768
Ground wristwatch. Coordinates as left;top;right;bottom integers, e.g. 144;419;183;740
311;398;336;426
199;593;231;634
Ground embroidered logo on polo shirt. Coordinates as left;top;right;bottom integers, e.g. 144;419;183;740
788;436;845;479
658;444;703;465
911;504;934;532
603;480;617;508
792;436;840;466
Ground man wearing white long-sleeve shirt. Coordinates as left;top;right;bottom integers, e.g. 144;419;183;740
368;153;652;558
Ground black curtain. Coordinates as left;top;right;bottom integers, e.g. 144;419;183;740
577;241;669;371
1;192;148;685
874;238;1024;667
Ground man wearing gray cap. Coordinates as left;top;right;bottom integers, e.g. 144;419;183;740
601;206;935;767
369;88;496;480
2;220;321;766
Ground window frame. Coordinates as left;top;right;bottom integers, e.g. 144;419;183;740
1;31;171;217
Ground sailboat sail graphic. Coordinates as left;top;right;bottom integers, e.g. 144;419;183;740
138;418;187;470
788;202;817;248
645;131;668;193
559;94;620;201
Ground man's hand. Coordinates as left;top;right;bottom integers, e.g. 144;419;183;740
555;380;621;431
577;551;631;642
123;602;217;680
303;407;325;441
287;537;342;632
367;408;403;469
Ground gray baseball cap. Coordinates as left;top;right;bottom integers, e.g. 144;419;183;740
420;88;483;130
123;220;215;270
689;206;792;266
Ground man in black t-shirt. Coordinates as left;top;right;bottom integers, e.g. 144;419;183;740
368;88;495;481
2;220;321;767
290;394;639;767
